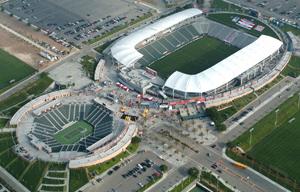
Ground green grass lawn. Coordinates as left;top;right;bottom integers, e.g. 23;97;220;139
231;93;300;151
6;156;30;179
249;109;300;182
207;13;278;38
149;36;239;79
48;162;67;171
0;73;53;116
280;24;300;36
200;171;233;192
227;93;300;190
282;56;300;78
54;121;93;144
211;0;243;12
88;150;130;176
170;176;196;192
42;178;65;185
40;185;65;192
88;141;140;176
19;161;48;192
0;49;35;92
0;119;8;128
69;168;89;192
80;55;97;79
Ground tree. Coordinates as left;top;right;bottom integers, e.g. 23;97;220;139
159;164;168;173
188;167;199;178
131;136;141;144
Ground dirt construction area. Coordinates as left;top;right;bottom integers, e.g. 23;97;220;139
0;27;44;68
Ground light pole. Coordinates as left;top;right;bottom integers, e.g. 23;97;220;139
298;93;300;110
275;109;280;128
249;128;254;147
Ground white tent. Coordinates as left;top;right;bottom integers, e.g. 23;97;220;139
164;35;283;94
110;8;203;67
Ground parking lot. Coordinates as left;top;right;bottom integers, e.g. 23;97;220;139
2;0;150;45
228;0;300;25
85;151;170;192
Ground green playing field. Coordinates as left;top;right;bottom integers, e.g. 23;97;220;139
54;121;93;144
0;49;36;91
148;36;239;79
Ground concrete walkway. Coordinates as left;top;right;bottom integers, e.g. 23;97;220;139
0;128;16;133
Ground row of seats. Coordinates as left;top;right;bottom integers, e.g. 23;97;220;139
136;18;258;67
137;24;201;66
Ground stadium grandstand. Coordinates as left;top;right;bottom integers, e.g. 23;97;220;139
110;8;286;100
163;35;283;98
110;8;203;67
10;90;137;167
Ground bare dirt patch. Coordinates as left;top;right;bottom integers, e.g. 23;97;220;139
0;27;45;68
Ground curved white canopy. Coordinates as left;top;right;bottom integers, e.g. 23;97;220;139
110;8;203;67
164;35;283;93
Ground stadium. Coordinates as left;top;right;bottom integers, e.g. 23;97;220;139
10;90;137;168
110;8;290;104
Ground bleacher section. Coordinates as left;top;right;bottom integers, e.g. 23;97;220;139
32;102;113;153
136;18;257;67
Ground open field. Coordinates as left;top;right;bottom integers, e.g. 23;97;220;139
0;73;53;116
0;49;35;92
207;13;278;38
228;93;300;190
54;121;94;144
249;109;300;183
149;36;239;79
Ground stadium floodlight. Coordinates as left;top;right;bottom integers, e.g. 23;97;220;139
298;93;300;110
275;109;280;127
249;128;254;146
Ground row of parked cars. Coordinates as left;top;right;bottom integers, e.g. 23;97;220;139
122;159;154;179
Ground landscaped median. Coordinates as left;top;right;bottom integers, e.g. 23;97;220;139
169;167;199;192
199;171;233;192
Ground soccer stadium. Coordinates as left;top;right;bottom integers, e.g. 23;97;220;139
10;90;137;168
110;8;290;103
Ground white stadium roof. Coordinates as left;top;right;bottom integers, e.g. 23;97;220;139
164;35;283;94
110;8;203;67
